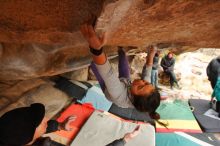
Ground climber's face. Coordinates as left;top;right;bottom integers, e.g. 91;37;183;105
130;79;155;96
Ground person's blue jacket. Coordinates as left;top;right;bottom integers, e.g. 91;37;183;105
212;77;220;101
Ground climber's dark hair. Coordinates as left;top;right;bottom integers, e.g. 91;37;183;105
149;111;168;128
132;89;160;113
132;89;168;128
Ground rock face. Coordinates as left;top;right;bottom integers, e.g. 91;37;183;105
0;0;220;81
0;0;105;44
0;83;71;118
98;0;220;47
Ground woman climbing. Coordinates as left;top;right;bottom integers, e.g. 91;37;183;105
80;23;161;121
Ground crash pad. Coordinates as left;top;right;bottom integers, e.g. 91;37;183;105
45;103;94;145
71;111;155;146
189;99;220;132
54;77;92;100
78;86;112;111
109;103;153;122
156;100;202;133
156;132;217;146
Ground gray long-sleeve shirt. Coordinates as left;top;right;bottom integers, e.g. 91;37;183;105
95;60;152;109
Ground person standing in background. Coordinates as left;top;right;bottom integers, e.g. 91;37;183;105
151;51;160;89
207;56;220;117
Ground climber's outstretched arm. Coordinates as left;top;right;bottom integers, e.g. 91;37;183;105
80;23;132;108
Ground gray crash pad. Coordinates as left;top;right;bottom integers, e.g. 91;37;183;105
71;111;155;146
189;99;220;132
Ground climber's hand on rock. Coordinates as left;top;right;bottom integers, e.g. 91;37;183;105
80;24;107;50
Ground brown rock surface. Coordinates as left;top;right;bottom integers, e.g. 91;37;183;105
0;0;219;81
0;78;47;101
0;0;105;44
62;67;89;81
0;84;71;118
99;0;220;47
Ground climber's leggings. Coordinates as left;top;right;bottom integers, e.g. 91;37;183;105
90;48;130;92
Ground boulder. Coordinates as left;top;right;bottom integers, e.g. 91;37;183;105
0;84;71;119
62;67;89;81
0;78;47;102
0;0;219;81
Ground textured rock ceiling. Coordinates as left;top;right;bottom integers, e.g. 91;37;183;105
0;0;220;81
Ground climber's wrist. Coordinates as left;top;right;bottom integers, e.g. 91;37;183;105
90;47;103;56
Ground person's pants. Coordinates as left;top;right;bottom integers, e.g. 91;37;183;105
217;101;220;117
151;69;158;87
109;103;153;122
165;71;178;87
211;99;220;117
90;48;130;92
